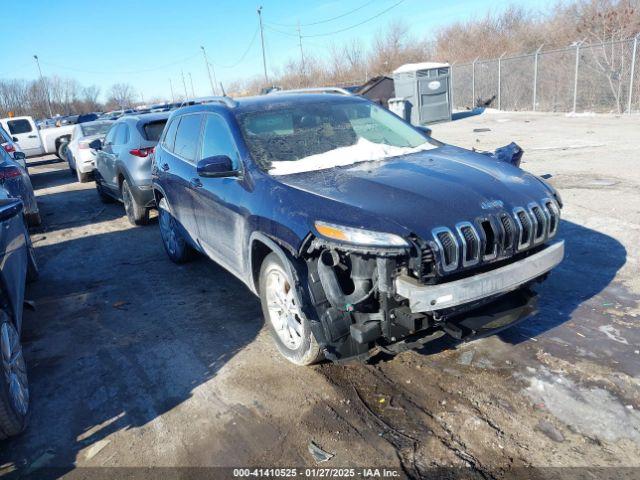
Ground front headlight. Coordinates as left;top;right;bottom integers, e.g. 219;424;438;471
314;221;408;247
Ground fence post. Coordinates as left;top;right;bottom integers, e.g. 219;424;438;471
572;40;585;113
532;44;544;111
498;52;506;110
628;34;638;115
472;57;478;107
450;62;456;111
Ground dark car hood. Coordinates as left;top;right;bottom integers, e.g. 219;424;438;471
274;145;554;239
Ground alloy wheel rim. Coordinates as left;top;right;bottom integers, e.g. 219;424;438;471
0;321;29;416
122;185;134;222
265;267;304;350
159;209;178;255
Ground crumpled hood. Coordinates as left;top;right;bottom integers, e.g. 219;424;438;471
275;145;554;239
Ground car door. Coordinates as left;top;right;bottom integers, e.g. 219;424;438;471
192;112;245;274
101;123;128;192
5;118;43;157
95;124;118;189
162;113;203;240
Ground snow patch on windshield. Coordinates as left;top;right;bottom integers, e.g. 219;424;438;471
269;138;437;176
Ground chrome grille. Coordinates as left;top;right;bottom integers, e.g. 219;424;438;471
480;220;498;260
456;222;480;267
542;198;560;237
513;207;533;250
500;213;515;250
528;202;547;244
432;227;458;272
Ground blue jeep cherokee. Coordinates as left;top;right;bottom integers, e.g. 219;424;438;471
151;93;564;365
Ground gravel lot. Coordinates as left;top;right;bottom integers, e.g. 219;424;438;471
0;111;638;478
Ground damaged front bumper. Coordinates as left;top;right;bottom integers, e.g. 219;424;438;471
395;240;564;312
303;238;564;362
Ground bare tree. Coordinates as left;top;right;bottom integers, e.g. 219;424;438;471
108;83;136;109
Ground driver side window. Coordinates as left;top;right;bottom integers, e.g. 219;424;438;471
201;114;239;169
104;124;118;144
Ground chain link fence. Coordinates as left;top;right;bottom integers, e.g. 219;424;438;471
451;36;640;114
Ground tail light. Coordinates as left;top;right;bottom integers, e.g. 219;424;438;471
129;147;155;158
0;165;22;180
2;143;15;154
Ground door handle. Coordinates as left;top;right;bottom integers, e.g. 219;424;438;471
161;163;169;171
28;135;37;138
190;178;203;188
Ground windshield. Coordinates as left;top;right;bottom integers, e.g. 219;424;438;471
235;99;436;175
81;122;112;137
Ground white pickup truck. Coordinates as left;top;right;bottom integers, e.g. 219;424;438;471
0;116;75;159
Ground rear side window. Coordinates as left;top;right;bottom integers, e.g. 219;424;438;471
143;120;168;142
7;119;32;135
162;118;179;152
173;114;202;161
113;124;130;145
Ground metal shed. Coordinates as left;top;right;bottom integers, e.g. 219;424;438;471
392;62;452;125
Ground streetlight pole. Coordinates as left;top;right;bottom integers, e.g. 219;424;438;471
33;55;53;118
200;46;218;96
181;70;189;99
169;79;175;102
257;6;268;84
297;20;306;83
188;72;196;97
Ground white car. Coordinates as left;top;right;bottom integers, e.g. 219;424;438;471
0;116;75;159
65;120;114;182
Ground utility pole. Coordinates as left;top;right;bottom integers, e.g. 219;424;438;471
181;70;189;99
257;6;268;84
33;55;53;118
201;46;218;96
297;20;306;81
169;79;175;102
188;72;196;97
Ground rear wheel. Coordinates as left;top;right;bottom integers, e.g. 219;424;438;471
56;141;68;160
25;212;41;228
259;253;322;366
0;312;29;440
26;236;39;283
158;198;194;263
121;180;149;226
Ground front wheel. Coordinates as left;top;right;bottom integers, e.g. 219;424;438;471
122;180;149;226
56;141;68;160
77;169;91;183
259;252;323;366
0;312;29;439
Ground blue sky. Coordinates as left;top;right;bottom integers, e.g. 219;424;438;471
2;0;552;103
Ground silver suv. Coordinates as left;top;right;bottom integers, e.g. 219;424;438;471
91;113;169;225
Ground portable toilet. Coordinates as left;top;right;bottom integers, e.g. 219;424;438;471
392;62;452;124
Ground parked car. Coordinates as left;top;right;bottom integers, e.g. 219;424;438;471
91;112;170;225
0;126;27;170
0;187;39;440
0;116;74;159
0;148;40;226
66;120;114;183
152;94;564;365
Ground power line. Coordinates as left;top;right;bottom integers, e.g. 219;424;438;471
39;53;199;75
208;27;260;69
302;0;406;38
266;0;377;27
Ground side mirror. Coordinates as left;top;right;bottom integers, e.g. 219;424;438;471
11;137;18;142
89;139;102;150
197;155;238;178
13;151;26;161
416;125;432;136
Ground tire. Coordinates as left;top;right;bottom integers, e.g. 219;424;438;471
67;152;75;174
0;312;29;440
158;198;195;263
56;141;68;160
26;237;39;283
121;180;149;226
96;180;114;204
259;252;322;366
76;169;91;183
25;212;41;228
